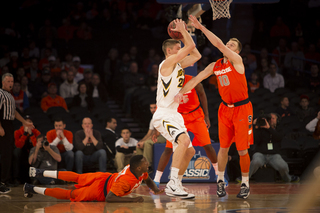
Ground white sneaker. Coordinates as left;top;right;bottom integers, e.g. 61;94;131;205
165;179;188;196
178;181;189;192
166;192;195;199
29;167;36;177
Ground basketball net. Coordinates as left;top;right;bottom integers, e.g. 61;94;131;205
209;0;233;20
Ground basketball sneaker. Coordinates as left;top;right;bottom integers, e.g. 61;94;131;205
216;180;226;197
178;181;189;192
0;183;11;194
165;179;188;196
236;183;250;199
216;175;229;187
290;175;300;183
29;167;45;178
166;192;195;199
23;183;37;198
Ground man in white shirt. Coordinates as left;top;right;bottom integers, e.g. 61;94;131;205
59;70;78;98
46;118;74;171
114;128;138;172
263;63;285;93
71;65;84;83
306;111;320;134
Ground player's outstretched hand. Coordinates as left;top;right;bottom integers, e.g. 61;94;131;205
133;196;144;203
174;93;183;103
189;15;202;30
153;189;164;195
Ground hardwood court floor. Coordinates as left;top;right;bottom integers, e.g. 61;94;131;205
0;182;319;213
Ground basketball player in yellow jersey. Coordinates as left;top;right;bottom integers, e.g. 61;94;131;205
152;18;201;197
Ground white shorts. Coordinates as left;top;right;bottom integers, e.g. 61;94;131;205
152;108;192;152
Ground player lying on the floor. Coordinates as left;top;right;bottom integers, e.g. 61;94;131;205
23;155;163;202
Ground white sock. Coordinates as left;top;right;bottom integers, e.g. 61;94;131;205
170;167;179;180
212;163;218;174
33;186;46;195
178;175;183;182
218;171;225;182
242;176;249;187
154;171;163;182
43;171;58;179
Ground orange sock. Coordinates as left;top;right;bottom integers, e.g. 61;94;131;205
57;171;80;182
239;153;250;173
45;188;72;200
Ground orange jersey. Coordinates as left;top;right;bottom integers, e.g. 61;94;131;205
46;129;73;153
40;95;68;112
178;75;200;113
213;58;248;104
107;165;148;197
70;165;148;202
166;75;211;148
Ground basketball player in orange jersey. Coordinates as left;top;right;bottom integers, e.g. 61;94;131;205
23;155;163;202
152;18;201;197
175;15;253;199
153;74;225;187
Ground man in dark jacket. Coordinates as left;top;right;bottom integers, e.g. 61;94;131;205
249;113;299;182
102;117;118;158
74;117;107;174
87;73;108;103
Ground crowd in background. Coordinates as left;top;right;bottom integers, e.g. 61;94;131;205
0;0;319;186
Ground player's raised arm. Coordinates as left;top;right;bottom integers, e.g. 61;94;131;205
175;62;215;103
179;39;201;69
189;15;243;69
161;19;197;76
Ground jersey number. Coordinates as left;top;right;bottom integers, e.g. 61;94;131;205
178;78;184;88
218;75;230;87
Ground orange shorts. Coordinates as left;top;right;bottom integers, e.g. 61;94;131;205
218;102;253;151
166;108;211;148
71;172;112;202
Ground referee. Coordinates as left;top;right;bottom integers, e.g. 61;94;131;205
0;73;34;194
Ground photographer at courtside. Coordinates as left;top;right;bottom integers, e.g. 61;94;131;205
249;113;300;182
28;135;61;185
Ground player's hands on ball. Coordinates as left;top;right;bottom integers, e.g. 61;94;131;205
171;19;187;33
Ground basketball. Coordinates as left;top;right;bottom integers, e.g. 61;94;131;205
167;20;187;40
194;157;211;170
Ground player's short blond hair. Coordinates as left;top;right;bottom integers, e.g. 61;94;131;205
230;38;242;53
162;39;181;56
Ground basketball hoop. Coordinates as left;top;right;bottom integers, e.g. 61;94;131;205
209;0;233;20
